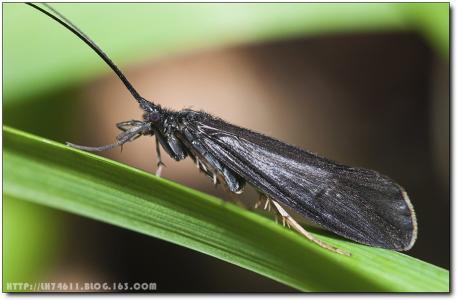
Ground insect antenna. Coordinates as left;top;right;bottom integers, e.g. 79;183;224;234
26;3;152;110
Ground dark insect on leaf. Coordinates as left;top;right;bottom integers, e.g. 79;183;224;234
27;3;417;255
180;111;417;251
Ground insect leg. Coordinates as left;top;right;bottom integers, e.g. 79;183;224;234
179;130;245;193
117;120;144;131
155;136;166;177
271;200;351;256
193;155;213;178
253;193;272;211
199;153;244;192
67;122;150;152
254;193;263;209
263;197;271;211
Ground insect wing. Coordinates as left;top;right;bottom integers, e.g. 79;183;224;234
182;111;417;250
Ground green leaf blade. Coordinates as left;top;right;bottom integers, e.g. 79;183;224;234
3;126;449;292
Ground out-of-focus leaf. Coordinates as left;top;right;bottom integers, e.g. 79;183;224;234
6;3;449;103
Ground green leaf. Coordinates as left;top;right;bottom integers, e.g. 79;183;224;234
3;126;449;292
3;197;62;287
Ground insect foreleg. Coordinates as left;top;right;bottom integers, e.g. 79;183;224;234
155;136;166;177
270;200;351;256
67;122;150;152
116;120;145;131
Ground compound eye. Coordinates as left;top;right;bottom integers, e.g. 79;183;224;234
148;112;161;123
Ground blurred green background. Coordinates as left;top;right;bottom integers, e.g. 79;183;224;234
3;3;449;292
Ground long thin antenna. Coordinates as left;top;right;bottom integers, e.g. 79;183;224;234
26;3;151;109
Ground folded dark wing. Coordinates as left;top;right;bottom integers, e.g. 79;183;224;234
181;111;417;250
